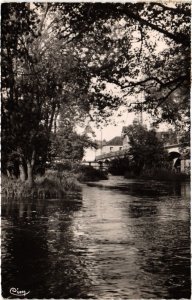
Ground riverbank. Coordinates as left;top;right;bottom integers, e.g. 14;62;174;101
124;169;190;182
2;166;108;199
2;171;81;199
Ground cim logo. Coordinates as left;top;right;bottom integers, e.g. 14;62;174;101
10;287;30;297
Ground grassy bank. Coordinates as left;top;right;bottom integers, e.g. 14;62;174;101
2;165;108;199
2;170;81;199
124;169;190;182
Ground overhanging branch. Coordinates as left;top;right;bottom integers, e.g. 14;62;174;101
123;6;190;47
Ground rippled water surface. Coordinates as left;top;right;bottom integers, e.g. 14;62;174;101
1;177;191;299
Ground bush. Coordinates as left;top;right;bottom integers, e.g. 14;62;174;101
77;165;108;182
36;170;81;192
108;157;130;175
124;171;137;179
47;160;75;172
2;171;81;200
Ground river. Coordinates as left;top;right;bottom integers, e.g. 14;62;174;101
1;176;191;299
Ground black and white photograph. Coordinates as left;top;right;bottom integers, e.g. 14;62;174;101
1;1;191;299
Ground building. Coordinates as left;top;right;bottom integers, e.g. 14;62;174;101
101;144;123;154
101;136;123;154
83;136;123;161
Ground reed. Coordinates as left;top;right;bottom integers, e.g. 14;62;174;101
2;171;81;200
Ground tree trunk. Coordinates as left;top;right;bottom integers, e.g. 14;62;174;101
53;112;58;134
27;162;34;188
27;150;36;188
19;163;27;182
6;169;11;178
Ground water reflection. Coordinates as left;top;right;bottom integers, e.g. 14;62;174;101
1;178;190;299
2;196;94;299
125;196;190;299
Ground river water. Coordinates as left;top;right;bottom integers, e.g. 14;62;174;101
1;176;191;299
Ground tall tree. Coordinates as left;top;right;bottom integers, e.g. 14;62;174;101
126;123;169;175
1;3;92;185
2;3;190;185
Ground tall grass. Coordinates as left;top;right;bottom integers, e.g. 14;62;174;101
2;171;81;200
2;175;32;199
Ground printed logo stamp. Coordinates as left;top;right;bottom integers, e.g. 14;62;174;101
10;287;30;297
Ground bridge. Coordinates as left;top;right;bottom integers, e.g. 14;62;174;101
95;143;186;162
81;160;108;171
98;143;189;160
82;143;190;173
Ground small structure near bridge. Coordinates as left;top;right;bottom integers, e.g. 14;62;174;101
81;160;108;171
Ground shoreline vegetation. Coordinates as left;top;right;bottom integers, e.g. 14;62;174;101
2;171;81;200
2;166;108;200
77;165;108;182
124;169;190;182
2;165;189;200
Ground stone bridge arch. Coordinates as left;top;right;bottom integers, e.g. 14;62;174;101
168;151;181;171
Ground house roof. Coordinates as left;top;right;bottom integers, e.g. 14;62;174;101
105;136;123;146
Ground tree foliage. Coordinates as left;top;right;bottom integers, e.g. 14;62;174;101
57;3;190;128
2;2;190;185
126;124;169;175
108;156;130;176
1;3;101;184
50;125;97;163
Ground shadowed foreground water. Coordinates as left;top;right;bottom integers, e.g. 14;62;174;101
1;177;190;299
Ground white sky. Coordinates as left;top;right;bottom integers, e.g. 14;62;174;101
90;111;136;141
78;108;172;142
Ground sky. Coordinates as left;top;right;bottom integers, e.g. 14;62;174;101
77;109;136;141
78;108;172;142
88;111;140;141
